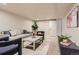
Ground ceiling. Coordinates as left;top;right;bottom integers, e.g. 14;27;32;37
0;3;76;20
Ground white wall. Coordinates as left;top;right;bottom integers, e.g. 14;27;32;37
0;11;31;31
22;20;33;32
62;17;79;46
56;19;62;36
62;4;79;46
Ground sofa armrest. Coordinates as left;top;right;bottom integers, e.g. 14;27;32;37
0;38;22;55
0;36;9;41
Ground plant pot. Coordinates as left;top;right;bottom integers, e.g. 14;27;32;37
32;30;37;37
63;39;68;43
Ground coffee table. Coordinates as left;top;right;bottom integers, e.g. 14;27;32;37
23;36;43;51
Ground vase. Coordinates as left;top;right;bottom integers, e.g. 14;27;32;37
32;30;37;37
63;39;68;43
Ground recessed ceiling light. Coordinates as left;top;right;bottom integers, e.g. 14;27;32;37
36;18;39;20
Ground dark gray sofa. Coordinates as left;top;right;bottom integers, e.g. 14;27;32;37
0;37;22;55
0;29;32;55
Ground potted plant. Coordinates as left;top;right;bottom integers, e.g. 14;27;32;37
58;35;71;43
32;20;38;37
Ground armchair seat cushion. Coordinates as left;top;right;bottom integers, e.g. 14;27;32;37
0;44;18;55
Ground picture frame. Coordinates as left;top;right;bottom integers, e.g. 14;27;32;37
67;6;79;28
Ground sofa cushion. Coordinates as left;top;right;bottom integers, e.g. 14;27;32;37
9;34;31;40
10;31;17;36
23;30;31;34
10;29;23;36
0;44;18;55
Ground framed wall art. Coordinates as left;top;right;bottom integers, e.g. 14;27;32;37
67;6;79;28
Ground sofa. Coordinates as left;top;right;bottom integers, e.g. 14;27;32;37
0;29;32;55
3;29;32;40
